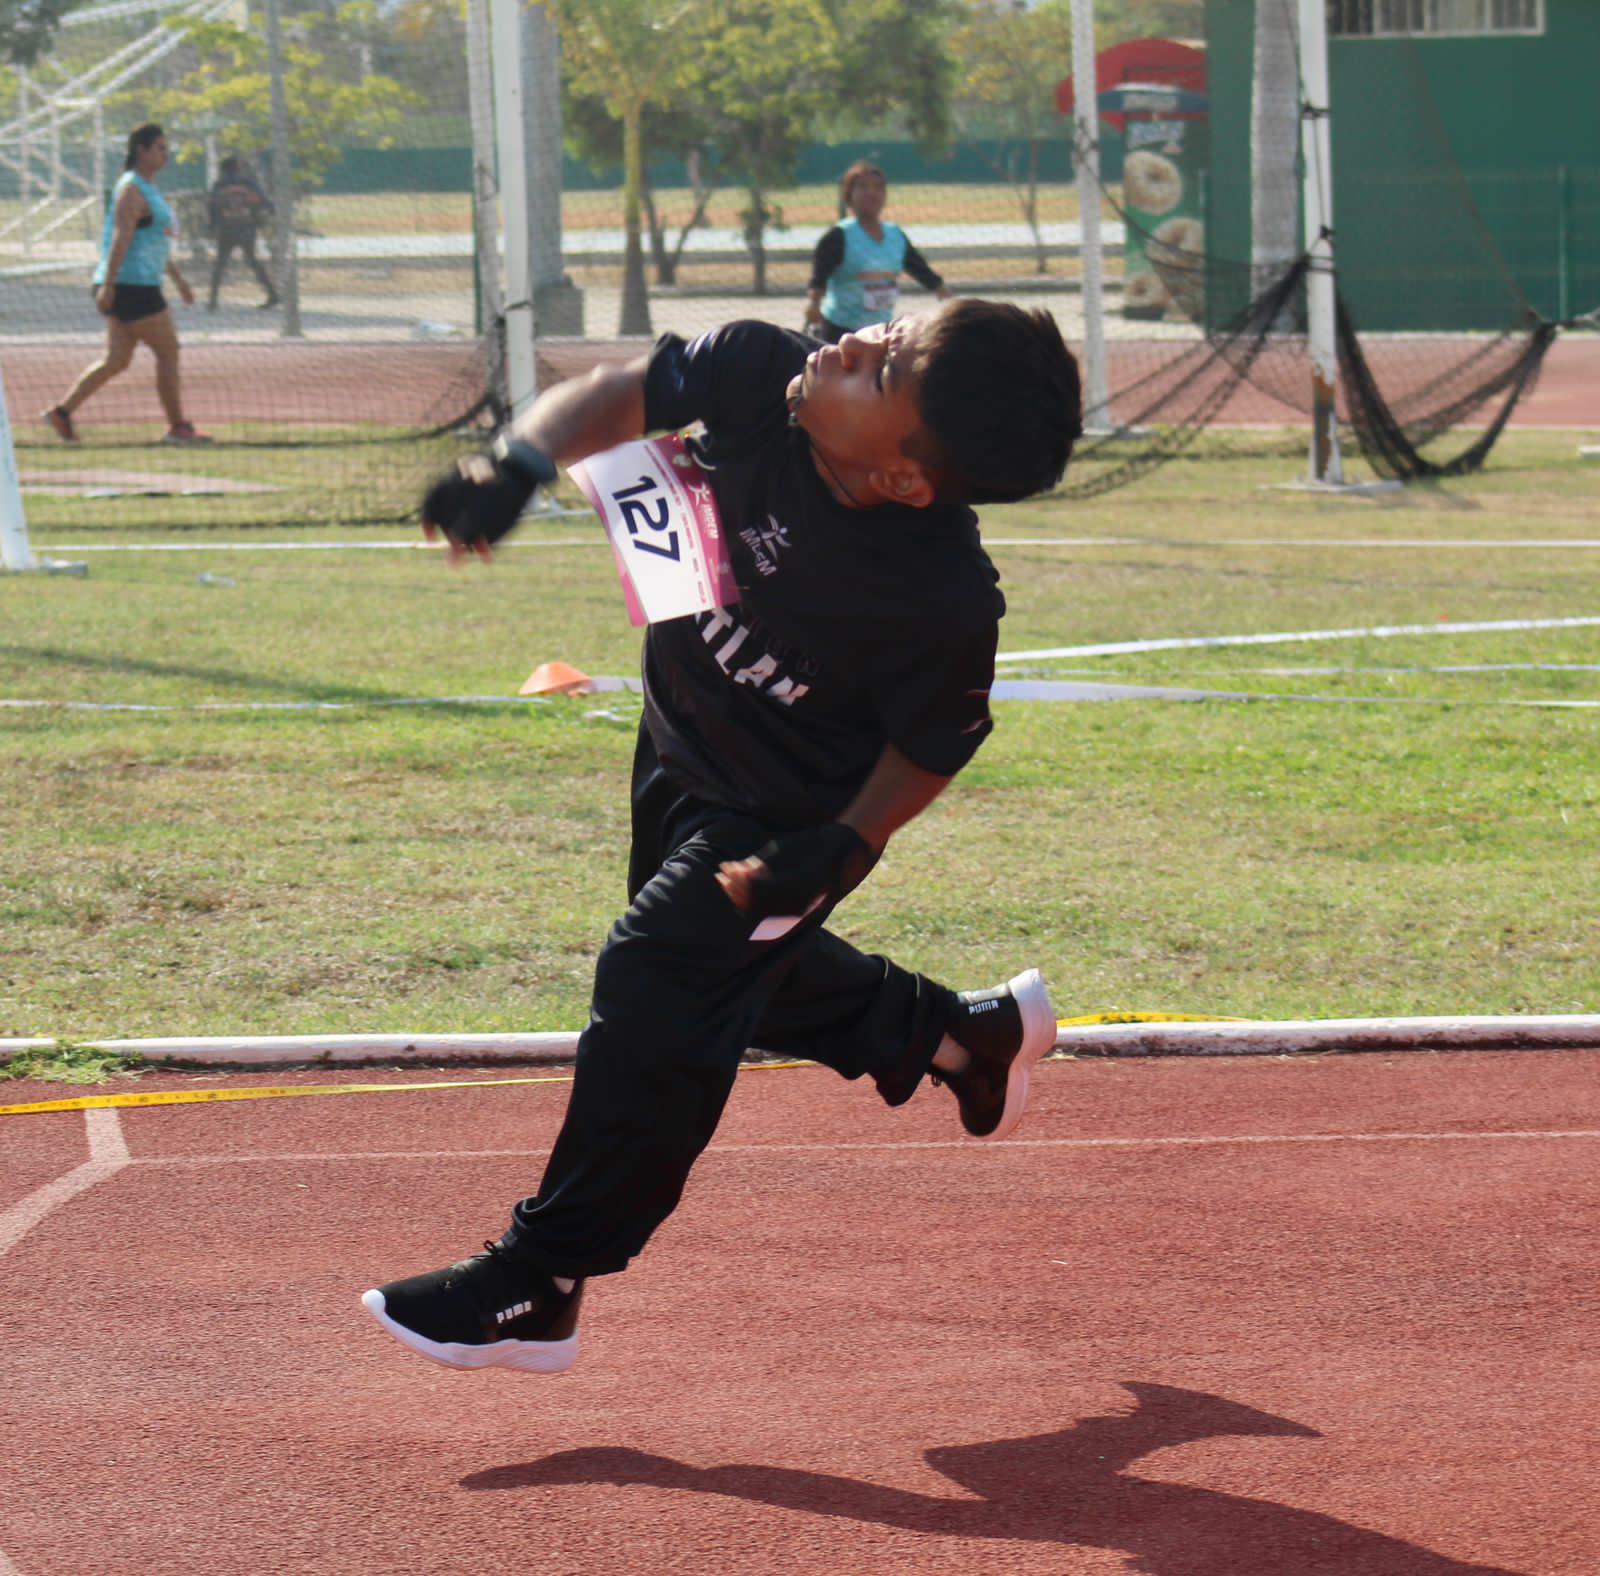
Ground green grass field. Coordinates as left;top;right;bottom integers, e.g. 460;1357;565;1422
4;431;1598;1043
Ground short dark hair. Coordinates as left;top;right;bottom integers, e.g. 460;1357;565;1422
909;300;1082;504
124;123;164;171
840;160;885;215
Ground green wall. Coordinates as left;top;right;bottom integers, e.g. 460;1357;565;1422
1205;0;1599;330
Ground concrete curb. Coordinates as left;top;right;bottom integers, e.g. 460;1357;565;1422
4;1016;1599;1071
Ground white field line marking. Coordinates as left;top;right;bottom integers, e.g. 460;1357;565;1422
0;1547;23;1576
40;536;593;552
0;1109;130;1259
42;536;1600;554
127;1128;1600;1167
998;615;1600;664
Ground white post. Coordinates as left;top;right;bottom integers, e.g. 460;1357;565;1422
19;69;32;256
1070;0;1111;432
466;0;507;411
490;0;537;417
0;359;40;573
93;97;107;233
1298;0;1342;484
265;0;303;337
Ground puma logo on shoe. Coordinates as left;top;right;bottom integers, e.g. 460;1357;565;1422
495;1301;534;1325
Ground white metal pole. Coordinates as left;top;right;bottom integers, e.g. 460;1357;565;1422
0;358;40;573
1298;0;1342;484
264;0;302;337
93;97;107;233
19;69;32;257
465;0;507;411
490;0;537;418
1070;0;1111;432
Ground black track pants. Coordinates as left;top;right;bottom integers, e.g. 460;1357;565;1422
501;728;959;1278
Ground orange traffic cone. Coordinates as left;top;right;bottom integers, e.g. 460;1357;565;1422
520;660;594;697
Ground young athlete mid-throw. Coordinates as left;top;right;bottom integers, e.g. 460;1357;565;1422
362;301;1082;1374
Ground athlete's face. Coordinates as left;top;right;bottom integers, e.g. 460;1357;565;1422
847;171;887;221
786;310;943;509
135;135;170;175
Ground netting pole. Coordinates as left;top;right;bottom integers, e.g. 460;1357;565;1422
0;359;40;573
465;0;507;412
264;0;303;338
18;69;31;257
490;0;537;417
1069;0;1111;432
1298;0;1342;484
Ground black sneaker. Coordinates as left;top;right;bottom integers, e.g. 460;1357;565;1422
931;968;1056;1140
361;1242;583;1373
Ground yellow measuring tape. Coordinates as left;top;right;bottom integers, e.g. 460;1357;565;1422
0;1013;1243;1118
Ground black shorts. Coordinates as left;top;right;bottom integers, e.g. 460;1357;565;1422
95;284;167;324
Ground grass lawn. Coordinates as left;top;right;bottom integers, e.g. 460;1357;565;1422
3;431;1598;1043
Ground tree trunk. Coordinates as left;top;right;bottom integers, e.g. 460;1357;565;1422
619;102;652;336
1251;0;1300;304
744;185;768;295
1027;137;1045;273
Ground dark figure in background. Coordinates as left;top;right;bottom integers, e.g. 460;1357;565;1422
207;156;278;312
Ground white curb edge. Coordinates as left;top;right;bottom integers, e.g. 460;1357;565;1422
2;1016;1599;1070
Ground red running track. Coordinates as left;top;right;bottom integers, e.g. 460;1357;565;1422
1;1050;1596;1575
3;336;1595;435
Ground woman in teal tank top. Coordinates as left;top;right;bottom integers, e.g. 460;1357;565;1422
42;123;211;444
804;162;951;344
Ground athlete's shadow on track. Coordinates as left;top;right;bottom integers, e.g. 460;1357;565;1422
464;1381;1524;1575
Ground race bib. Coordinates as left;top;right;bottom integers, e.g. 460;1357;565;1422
860;275;899;314
569;434;736;626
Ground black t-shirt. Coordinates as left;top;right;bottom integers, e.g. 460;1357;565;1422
637;320;1003;828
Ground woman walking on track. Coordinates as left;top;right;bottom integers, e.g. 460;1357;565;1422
41;123;211;445
363;299;1081;1375
804;161;950;343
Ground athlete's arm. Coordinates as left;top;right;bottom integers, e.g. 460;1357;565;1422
716;744;951;913
422;355;650;558
835;742;951;852
96;184;146;309
165;256;194;306
512;355;650;465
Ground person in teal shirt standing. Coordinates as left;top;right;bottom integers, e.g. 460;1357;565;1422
804;161;950;344
42;123;211;444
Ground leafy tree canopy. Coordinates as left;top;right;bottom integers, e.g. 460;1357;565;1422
134;2;420;192
1;0;87;67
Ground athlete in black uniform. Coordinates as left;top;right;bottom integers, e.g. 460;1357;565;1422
363;301;1082;1374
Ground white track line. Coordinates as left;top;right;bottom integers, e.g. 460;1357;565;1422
128;1128;1600;1167
40;536;1600;553
998;615;1600;663
0;1109;129;1259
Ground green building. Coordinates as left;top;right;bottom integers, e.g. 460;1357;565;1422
1205;0;1598;330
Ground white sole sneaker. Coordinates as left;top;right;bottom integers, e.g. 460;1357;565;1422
360;1288;580;1374
983;967;1056;1142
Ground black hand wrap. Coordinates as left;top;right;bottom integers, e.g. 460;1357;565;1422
741;823;878;919
421;435;557;550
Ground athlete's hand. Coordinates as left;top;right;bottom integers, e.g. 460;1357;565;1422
422;436;556;562
717;823;878;919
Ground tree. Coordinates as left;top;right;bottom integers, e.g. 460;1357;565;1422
563;93;719;289
677;0;842;296
950;0;1075;274
547;0;704;336
138;4;420;194
829;0;959;159
1;0;86;67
